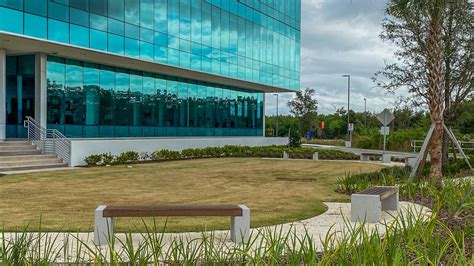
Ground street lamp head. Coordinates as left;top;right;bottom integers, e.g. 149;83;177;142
342;74;350;78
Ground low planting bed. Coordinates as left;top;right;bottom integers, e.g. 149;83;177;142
336;165;474;259
84;145;359;166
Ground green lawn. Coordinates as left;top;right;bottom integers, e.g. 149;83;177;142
0;158;384;232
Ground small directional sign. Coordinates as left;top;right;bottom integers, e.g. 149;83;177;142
380;126;390;136
376;109;395;126
348;123;354;131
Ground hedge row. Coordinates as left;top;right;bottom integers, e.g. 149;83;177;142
84;145;359;166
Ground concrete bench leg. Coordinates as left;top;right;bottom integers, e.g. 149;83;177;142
94;205;114;246
351;194;381;223
405;157;417;168
382;154;392;163
360;154;370;162
231;205;250;244
381;192;399;211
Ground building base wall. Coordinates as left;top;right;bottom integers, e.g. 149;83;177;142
70;137;289;166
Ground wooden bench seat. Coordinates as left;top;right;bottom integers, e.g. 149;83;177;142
351;186;399;223
94;204;250;246
103;205;243;217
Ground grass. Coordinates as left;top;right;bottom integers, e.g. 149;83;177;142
0;158;383;232
1;208;470;264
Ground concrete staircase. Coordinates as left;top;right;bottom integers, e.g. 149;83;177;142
0;141;68;172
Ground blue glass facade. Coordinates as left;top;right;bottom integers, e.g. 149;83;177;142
0;0;300;138
0;0;300;90
46;56;264;137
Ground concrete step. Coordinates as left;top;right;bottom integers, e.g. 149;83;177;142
0;158;64;167
0;146;38;152
0;154;58;162
0;150;42;156
0;162;68;172
0;141;33;146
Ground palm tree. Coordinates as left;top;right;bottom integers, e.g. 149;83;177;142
389;0;448;186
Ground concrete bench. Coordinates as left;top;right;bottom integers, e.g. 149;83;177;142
351;186;399;223
405;156;417;168
94;204;250;245
360;153;392;163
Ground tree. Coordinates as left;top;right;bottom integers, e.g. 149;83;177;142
374;0;473;185
287;88;318;135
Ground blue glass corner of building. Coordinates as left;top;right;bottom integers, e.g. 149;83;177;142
1;0;301;138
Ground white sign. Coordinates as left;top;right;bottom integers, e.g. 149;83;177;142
376;109;395;126
348;123;354;131
380;126;390;136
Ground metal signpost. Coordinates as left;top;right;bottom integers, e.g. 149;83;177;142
348;123;354;147
376;109;395;155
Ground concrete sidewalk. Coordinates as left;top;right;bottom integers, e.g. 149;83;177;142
1;201;430;262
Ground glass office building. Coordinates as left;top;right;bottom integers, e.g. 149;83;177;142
0;0;300;139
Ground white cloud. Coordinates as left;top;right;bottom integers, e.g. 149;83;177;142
266;0;407;115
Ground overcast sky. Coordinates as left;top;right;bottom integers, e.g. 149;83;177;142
265;0;408;115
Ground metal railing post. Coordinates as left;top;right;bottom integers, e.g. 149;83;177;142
23;116;71;166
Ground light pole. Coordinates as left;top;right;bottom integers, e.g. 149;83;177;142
273;93;279;137
364;98;367;127
342;74;351;147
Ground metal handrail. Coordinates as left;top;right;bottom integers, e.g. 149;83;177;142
24;116;71;166
411;140;474;153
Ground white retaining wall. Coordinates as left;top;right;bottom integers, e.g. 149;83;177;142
70;137;289;166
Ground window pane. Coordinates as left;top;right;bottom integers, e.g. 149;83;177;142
115;69;130;133
142;75;156;127
1;0;23;10
70;0;88;11
48;2;69;22
90;13;107;31
90;29;107;51
154;0;167;33
70;24;89;47
24;13;47;38
108;0;124;21
99;66;115;126
24;0;47;16
84;62;100;127
47;58;65;124
0;7;23;34
125;38;139;58
108;18;124;35
90;0;106;16
48;19;69;43
130;73;143;126
70;7;89;27
64;59;84;127
125;23;139;39
140;0;153;29
140;41;154;61
108;34;124;54
125;0;139;25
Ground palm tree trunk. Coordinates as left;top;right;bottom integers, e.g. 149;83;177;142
426;14;445;188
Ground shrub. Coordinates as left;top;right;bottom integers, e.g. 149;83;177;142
151;150;181;160
115;151;140;164
101;152;115;165
84;154;103;166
